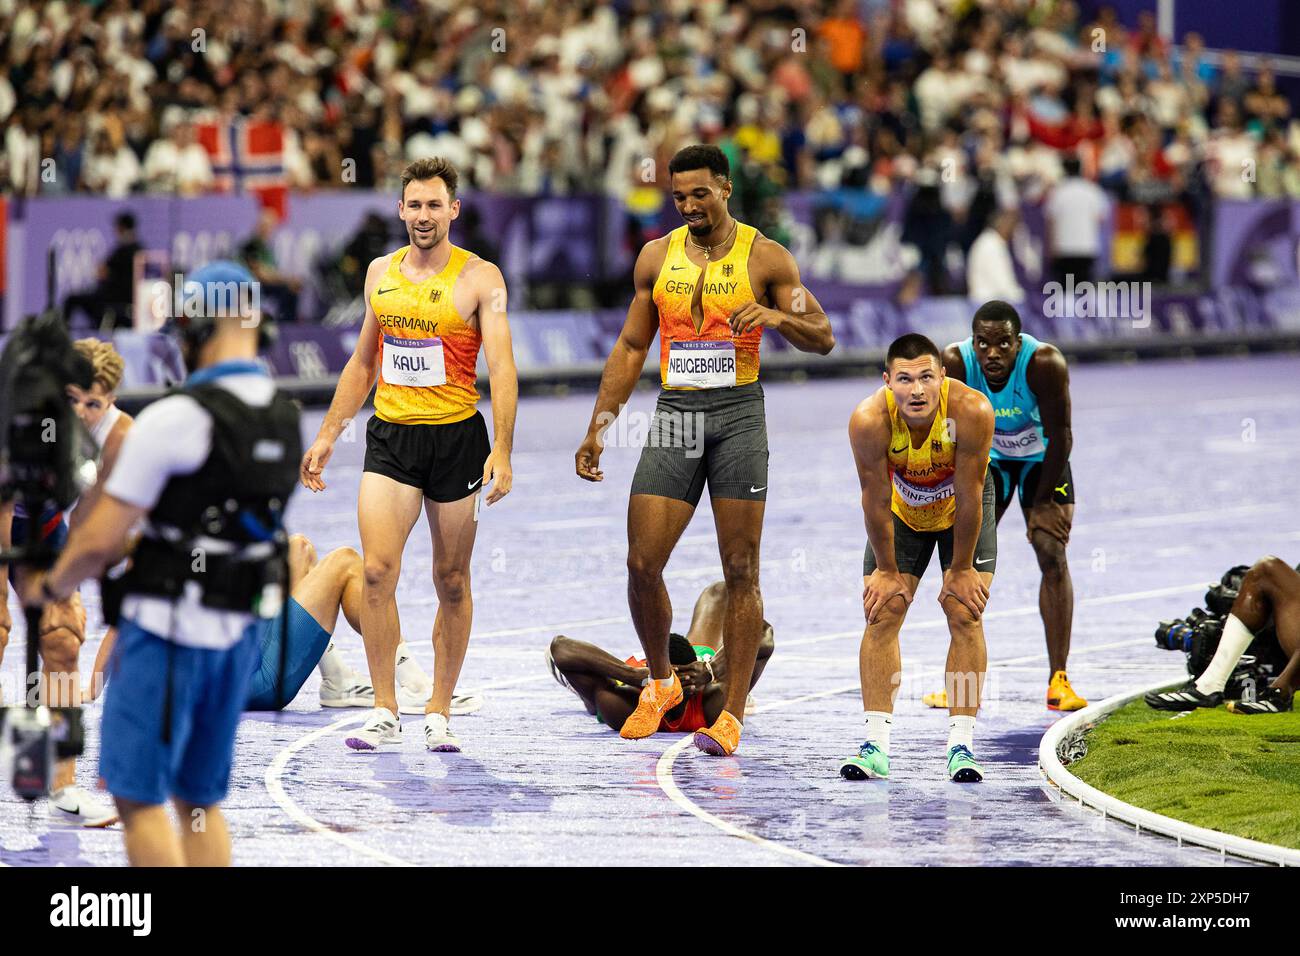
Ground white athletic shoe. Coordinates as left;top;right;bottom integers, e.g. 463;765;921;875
424;712;461;753
320;670;374;708
397;683;483;716
450;693;484;717
398;681;430;715
49;786;118;828
344;708;401;751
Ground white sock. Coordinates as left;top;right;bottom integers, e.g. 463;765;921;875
864;711;892;754
395;641;429;688
947;715;975;752
1196;614;1255;694
656;676;675;689
318;642;349;681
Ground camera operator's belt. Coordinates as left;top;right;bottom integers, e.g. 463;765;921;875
102;534;284;623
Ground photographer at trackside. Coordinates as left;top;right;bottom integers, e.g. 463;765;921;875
1147;556;1299;714
20;261;301;866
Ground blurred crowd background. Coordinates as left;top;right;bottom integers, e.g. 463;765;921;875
2;0;1298;324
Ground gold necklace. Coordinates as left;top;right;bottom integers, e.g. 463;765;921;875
688;219;738;260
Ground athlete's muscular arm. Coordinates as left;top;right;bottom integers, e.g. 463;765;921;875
22;496;148;605
575;241;664;482
301;256;387;492
1025;345;1073;542
470;259;517;505
730;238;835;354
850;393;912;623
68;413;132;535
942;344;967;383
940;387;995;618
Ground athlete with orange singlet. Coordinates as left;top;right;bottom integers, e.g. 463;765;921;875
300;157;517;754
575;145;834;757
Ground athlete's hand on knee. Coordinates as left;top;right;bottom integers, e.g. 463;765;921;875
301;437;334;492
1026;502;1069;545
575;434;604;482
939;567;989;619
863;570;911;624
483;447;513;505
0;600;10;648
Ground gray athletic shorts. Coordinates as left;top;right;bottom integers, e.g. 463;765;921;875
863;469;998;577
630;382;769;506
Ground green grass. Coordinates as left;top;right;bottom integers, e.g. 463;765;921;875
1068;699;1300;850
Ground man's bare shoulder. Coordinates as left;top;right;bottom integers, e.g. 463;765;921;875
948;379;994;423
749;233;797;275
460;255;505;286
637;234;673;267
850;387;890;433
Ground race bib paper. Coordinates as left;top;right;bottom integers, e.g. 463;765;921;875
665;340;736;388
892;471;954;509
383;334;446;387
992;422;1046;458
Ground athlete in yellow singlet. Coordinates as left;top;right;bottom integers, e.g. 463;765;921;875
843;333;997;784
301;157;518;754
575;145;835;757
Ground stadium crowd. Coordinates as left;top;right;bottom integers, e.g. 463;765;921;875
2;0;1297;209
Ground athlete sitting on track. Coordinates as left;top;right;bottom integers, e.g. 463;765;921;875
547;581;773;734
1146;556;1299;715
90;533;482;715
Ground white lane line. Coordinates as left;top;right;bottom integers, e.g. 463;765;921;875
264;714;414;867
655;737;844;867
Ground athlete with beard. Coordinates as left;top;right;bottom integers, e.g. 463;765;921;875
575;144;834;757
301;157;517;754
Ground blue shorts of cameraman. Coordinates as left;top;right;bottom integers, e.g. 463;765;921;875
100;621;261;806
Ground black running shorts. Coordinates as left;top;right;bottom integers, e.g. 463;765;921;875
990;459;1075;514
363;412;491;502
630;382;769;507
863;469;998;578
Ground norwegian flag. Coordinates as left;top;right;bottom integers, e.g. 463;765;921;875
195;117;288;220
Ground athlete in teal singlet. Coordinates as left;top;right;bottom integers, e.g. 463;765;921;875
941;300;1087;711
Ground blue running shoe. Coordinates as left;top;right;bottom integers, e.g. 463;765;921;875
839;741;890;780
947;744;984;782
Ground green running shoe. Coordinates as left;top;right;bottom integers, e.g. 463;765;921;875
947;744;984;782
839;741;890;780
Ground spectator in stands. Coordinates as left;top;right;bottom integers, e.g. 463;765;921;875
142;120;213;196
1206;101;1258;200
63;212;141;330
902;168;954;296
82;127;142;199
1243;66;1292;130
966;208;1024;304
1045;156;1110;285
240;209;301;325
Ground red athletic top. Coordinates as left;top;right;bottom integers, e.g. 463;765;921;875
625;656;708;732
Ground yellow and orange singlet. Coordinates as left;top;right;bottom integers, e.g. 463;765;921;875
652;222;762;389
372;245;481;425
885;377;960;532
